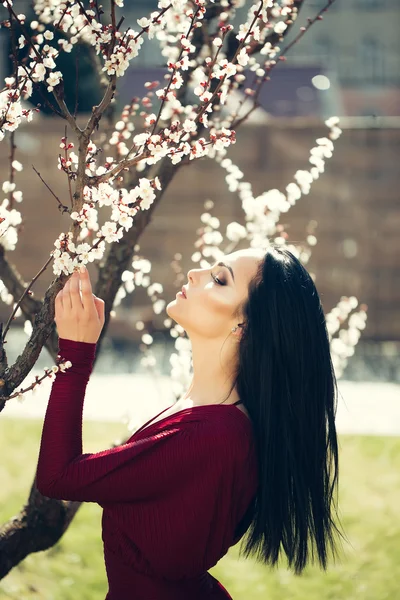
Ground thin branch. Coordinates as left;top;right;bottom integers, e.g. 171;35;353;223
194;0;265;125
8;132;16;210
88;151;149;184
64;126;74;207
108;0;117;60
52;90;82;135
55;2;71;30
1;254;54;344
231;0;336;129
73;45;80;118
84;75;117;136
150;6;201;137
3;2;79;127
18;62;64;117
32;165;71;215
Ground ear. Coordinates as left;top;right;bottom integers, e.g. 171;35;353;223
232;322;245;339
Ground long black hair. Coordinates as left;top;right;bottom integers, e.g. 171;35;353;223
229;244;347;575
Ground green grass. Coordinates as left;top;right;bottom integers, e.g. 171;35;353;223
0;417;399;600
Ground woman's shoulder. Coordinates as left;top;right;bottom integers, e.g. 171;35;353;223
133;403;254;465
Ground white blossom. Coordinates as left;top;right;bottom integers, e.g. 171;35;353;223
2;181;16;193
31;63;46;82
12;160;23;171
237;47;249;67
182;119;197;133
226;222;247;242
274;21;288;35
46;70;62;92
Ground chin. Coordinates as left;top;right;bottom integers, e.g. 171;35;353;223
166;301;179;321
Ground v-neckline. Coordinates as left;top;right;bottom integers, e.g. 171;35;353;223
132;401;247;438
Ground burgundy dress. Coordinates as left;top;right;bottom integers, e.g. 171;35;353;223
36;339;258;599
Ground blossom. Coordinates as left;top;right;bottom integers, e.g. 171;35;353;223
58;39;73;53
46;70;62;92
226;222;247;242
274;21;288;35
2;181;16;193
137;17;151;28
99;221;124;244
325;116;340;128
43;55;57;70
237;48;249;67
134;132;151;147
182;119;197;133
136;178;156;210
236;22;250;42
12;160;23;171
31;63;46;82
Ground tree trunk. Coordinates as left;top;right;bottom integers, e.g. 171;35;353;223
0;476;81;578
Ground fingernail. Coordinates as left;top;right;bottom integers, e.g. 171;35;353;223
80;265;86;273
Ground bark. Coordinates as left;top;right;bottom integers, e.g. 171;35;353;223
0;477;81;578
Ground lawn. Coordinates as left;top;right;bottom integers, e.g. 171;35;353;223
0;417;399;600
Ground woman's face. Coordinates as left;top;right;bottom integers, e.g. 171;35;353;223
166;248;264;340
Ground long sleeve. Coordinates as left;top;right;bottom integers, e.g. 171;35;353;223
35;339;224;505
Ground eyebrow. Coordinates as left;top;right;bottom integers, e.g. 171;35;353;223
216;261;235;282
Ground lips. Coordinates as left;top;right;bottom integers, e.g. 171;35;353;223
181;287;187;298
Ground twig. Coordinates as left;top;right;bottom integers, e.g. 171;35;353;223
74;45;80;118
232;0;337;129
150;5;200;137
55;2;71;30
1;367;56;403
52;91;82;134
108;0;117;60
84;75;117;135
18;63;63;117
3;2;79;127
194;0;265;124
32;165;71;215
1;254;54;344
64;126;74;207
8;132;16;210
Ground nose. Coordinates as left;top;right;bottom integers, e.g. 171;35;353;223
187;269;197;284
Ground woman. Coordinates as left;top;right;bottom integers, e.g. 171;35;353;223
36;244;345;599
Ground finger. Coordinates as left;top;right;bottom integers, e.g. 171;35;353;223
61;276;73;310
79;266;94;310
55;288;64;313
68;270;83;310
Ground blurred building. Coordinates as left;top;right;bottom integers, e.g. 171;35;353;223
284;0;400;116
0;2;399;380
0;115;398;345
116;0;400;117
0;1;399;116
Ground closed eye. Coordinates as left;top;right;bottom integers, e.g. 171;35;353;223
211;272;225;285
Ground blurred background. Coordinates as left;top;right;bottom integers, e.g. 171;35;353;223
0;2;399;599
0;0;399;381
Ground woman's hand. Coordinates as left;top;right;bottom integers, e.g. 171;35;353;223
54;266;105;344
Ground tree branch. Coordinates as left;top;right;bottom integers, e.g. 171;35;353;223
83;75;117;137
0;155;181;576
231;0;334;129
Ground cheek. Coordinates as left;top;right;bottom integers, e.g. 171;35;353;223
195;289;234;325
